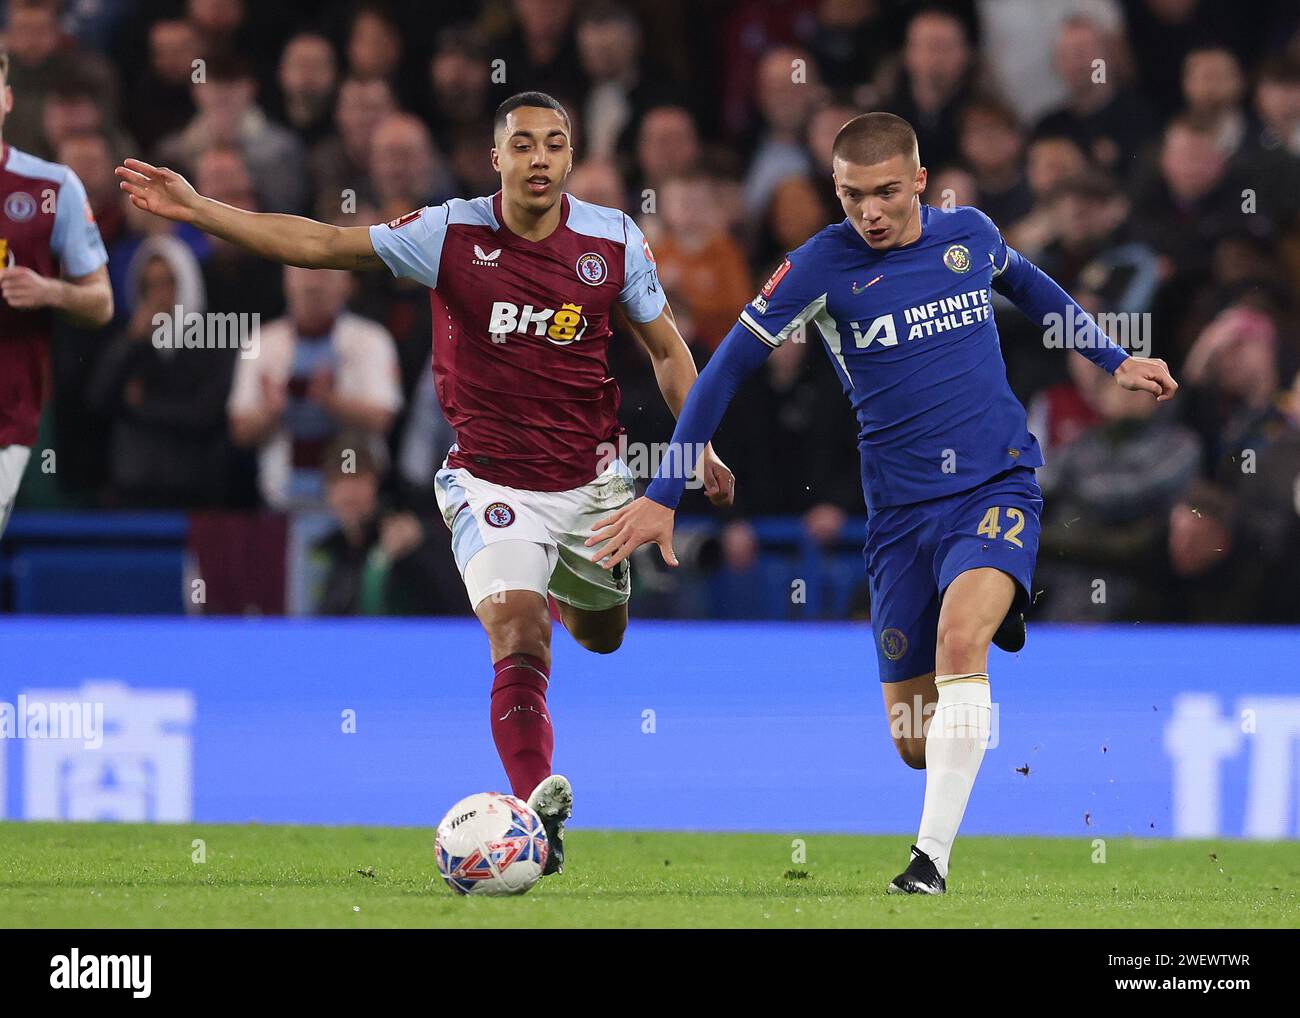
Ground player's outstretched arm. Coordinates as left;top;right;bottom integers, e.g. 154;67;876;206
993;245;1179;401
587;320;773;569
115;159;381;271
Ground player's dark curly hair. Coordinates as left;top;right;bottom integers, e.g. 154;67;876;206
0;46;9;84
493;91;572;139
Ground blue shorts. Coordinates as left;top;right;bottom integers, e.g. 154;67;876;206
865;467;1042;683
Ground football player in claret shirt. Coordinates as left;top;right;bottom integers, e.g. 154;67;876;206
117;91;733;875
591;112;1178;894
0;46;114;537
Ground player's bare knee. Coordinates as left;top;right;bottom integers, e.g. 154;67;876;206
937;621;989;671
480;598;550;662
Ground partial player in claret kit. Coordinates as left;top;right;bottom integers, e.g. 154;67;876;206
116;91;733;886
0;47;113;538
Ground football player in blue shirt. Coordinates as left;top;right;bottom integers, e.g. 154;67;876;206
587;113;1177;895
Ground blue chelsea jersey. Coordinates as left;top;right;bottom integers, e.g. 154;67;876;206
738;204;1044;511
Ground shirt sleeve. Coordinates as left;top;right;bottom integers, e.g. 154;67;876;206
736;250;825;348
619;214;667;323
367;204;450;288
993;245;1131;374
50;169;108;277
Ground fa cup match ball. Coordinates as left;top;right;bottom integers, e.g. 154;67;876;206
435;792;549;896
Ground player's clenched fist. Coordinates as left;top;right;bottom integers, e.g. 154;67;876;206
587;497;678;569
115;159;202;223
1114;356;1178;401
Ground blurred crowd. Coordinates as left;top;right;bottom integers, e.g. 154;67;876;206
4;0;1300;621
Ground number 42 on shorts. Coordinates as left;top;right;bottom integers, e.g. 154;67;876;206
976;506;1026;547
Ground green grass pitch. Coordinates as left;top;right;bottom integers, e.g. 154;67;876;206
0;822;1295;928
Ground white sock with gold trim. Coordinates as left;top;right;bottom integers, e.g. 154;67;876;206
915;672;991;879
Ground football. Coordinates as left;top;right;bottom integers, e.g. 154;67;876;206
434;792;549;896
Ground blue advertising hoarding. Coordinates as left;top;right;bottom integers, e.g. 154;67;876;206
1;618;1297;839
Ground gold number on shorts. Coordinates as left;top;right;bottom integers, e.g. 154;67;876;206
977;506;1001;540
1004;507;1025;547
977;506;1024;548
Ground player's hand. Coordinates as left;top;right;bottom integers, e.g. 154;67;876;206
698;444;735;507
1114;356;1178;401
0;266;59;310
586;496;678;569
115;159;202;223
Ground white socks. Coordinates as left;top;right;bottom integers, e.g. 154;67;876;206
915;673;992;878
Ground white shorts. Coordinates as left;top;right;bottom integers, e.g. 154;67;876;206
434;457;635;611
0;445;32;540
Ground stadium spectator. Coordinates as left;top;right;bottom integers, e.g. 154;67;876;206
395;355;457;511
346;6;404;85
192;146;284;319
1025;351;1106;459
1034;171;1158;311
308;75;397;221
1033;13;1159;179
742;47;820;226
488;0;585;108
312;431;464;616
157;54;307;215
565;157;630;211
87;237;235;507
424;24;493;139
805;100;861;199
650;173;754;351
575;3;644;161
1;0;116;153
1182;44;1249;157
1253;57;1300;157
1177;304;1289;483
1036;360;1201;622
274;32;338;146
808;0;896;95
974;0;1075;125
926;165;979;210
40;73;134;163
880;6;976;174
957;97;1033;227
227;265;402;510
1006;132;1089;254
126;18;201;153
634;105;701;200
367;113;456;224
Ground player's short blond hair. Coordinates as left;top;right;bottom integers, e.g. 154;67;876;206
832;112;920;170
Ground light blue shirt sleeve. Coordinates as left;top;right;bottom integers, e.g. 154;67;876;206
367;204;450;289
51;169;108;277
619;214;666;323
